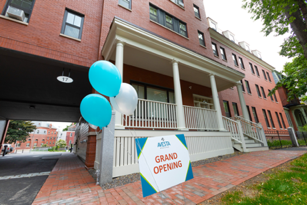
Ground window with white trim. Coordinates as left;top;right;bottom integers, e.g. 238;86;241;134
193;4;200;18
2;0;35;23
61;9;84;39
119;0;131;9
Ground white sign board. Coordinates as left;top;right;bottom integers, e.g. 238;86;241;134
135;134;194;198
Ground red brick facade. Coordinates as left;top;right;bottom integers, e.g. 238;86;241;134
65;131;75;148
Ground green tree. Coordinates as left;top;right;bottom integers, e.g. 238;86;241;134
41;144;48;147
5;120;36;144
243;0;307;101
56;139;67;148
62;123;74;131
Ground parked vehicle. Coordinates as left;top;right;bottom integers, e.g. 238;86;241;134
1;144;13;153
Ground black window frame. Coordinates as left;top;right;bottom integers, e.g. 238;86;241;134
268;89;274;101
171;0;184;7
252;107;259;123
119;0;132;9
260;86;266;99
279;113;286;128
267;110;275;128
198;31;205;46
61;9;85;40
245;80;251;94
2;0;36;23
223;101;231;117
149;4;187;37
246;105;253;121
255;84;262;97
266;72;271;82
249;63;255;74
254;66;260;76
239;57;245;69
232;54;238;66
193;4;200;19
240;80;245;92
220;47;226;60
275;112;282;129
262;70;267;80
212;42;218;56
273;93;278;102
262;109;270;128
232;102;239;116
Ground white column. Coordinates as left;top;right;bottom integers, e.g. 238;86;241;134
114;41;125;129
236;81;250;121
209;74;225;131
172;60;187;130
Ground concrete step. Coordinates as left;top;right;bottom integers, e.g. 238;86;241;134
245;139;255;143
246;146;269;152
245;143;262;148
233;144;243;152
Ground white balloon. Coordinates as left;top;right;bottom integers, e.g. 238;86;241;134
110;83;138;115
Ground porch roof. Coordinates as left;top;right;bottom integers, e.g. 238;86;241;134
101;17;245;91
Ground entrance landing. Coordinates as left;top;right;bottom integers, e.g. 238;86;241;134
33;149;307;205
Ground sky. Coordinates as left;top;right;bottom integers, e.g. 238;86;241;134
203;0;291;71
45;122;71;132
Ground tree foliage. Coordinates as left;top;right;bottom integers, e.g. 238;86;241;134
243;0;307;100
56;139;66;148
62;123;73;131
5;120;36;144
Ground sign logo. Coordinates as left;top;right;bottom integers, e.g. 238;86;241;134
157;141;171;148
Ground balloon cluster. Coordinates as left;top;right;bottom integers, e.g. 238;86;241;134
80;61;138;129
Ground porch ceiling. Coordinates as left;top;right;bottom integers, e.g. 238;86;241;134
109;45;234;91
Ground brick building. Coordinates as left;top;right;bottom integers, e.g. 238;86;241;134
57;131;75;147
0;0;289;176
14;122;58;150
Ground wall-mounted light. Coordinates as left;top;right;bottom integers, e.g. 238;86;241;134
57;68;73;83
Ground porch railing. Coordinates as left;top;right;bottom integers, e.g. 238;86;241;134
222;116;244;144
234;116;265;144
122;99;177;129
183;105;219;131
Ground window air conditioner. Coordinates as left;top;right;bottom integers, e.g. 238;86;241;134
6;6;25;21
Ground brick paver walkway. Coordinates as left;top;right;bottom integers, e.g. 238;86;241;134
33;149;307;205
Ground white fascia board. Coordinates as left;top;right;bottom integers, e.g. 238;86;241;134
209;29;275;71
102;18;244;83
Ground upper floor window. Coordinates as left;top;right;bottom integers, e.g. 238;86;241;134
232;54;238;66
171;0;184;7
119;0;131;9
255;84;261;97
262;109;270;128
262;70;267;80
245;80;251;94
61;9;84;40
273;93;278;102
220;47;226;60
223;101;231;117
268;89;274;101
193;4;200;18
238;57;244;69
260;87;266;99
232;102;239;116
212;43;218;56
198;31;205;46
2;0;35;23
252;107;259;123
254;66;260;76
149;4;187;37
266;72;272;82
249;63;255;74
279;113;286;129
240;80;245;92
246;105;253;121
267;110;275;128
275;112;282;129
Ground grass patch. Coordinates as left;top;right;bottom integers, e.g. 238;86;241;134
267;140;293;148
220;153;307;204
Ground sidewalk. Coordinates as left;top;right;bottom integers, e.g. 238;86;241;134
33;149;307;205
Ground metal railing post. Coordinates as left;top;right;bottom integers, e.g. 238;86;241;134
277;130;282;148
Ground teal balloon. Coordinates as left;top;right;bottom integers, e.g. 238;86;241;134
89;60;122;97
80;94;112;128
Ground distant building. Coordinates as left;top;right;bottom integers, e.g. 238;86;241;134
57;131;75;147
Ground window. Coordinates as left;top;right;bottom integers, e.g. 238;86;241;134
34;143;37;147
262;109;270;128
149;5;187;37
232;54;238;66
249;63;255;74
245;80;251;94
260;87;266;99
238;57;244;69
119;0;131;9
223;101;231;117
262;70;267;80
268;89;274;101
273;93;278;102
61;9;84;39
232;102;239;116
36;130;39;134
255;85;262;97
279;113;286;129
16;143;21;147
198;31;205;46
26;143;30;147
44;131;46;133
48;131;50;134
193;4;200;18
275;112;282;129
47;137;49;140
40;143;43;147
229;35;235;42
171;0;184;7
266;72;271;82
246;106;253;121
220;47;226;60
2;0;35;23
70;133;72;137
255;66;260;76
267;110;275;128
240;80;245;92
35;139;38;141
252;107;259;123
42;139;45;141
212;43;218;56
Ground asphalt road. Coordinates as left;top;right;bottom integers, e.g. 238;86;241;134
0;152;61;205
